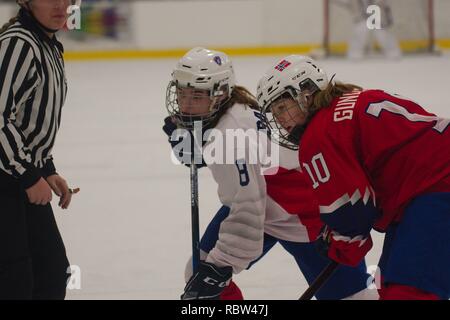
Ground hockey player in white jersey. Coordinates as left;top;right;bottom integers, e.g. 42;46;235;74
163;47;377;300
339;0;402;59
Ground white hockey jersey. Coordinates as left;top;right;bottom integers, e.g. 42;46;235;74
345;0;393;26
203;104;322;273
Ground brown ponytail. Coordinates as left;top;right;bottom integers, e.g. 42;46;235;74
0;14;19;35
229;86;260;110
309;81;363;116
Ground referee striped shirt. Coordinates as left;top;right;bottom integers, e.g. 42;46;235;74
0;9;67;189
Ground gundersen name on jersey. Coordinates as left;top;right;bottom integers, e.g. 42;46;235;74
299;89;450;233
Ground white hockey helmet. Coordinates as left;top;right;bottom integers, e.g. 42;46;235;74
257;55;328;114
166;47;236;129
256;55;329;149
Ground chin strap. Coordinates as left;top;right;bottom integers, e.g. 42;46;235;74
287;124;306;146
288;77;335;146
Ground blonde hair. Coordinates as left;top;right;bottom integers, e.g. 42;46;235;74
309;81;363;116
228;85;259;110
0;14;19;35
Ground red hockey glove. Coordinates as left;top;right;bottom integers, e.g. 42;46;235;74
316;225;373;267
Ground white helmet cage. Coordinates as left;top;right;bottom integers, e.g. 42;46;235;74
256;55;329;150
166;47;236;130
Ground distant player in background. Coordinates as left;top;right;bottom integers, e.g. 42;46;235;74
337;0;402;59
258;55;450;300
0;0;82;299
163;47;377;300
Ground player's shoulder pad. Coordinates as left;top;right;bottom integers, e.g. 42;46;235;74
215;103;257;132
358;89;390;102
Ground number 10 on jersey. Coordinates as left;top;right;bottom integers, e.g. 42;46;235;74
302;153;331;189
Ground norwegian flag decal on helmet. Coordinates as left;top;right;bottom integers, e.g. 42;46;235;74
275;60;291;72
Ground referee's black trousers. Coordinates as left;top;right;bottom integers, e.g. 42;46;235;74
0;171;70;300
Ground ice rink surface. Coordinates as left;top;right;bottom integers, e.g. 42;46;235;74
52;54;450;299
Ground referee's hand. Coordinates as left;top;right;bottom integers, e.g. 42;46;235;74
25;177;52;205
46;174;77;210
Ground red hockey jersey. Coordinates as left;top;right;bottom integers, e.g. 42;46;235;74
299;89;450;231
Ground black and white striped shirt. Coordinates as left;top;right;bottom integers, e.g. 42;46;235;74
0;9;67;189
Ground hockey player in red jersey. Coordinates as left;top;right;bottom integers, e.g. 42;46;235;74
257;55;450;300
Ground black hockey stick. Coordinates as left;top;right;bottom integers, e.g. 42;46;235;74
189;122;202;274
190;159;200;274
299;261;339;300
